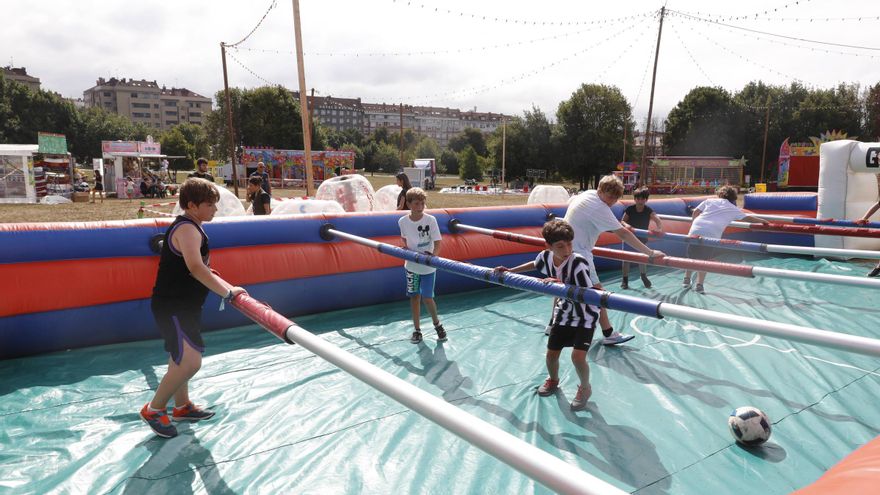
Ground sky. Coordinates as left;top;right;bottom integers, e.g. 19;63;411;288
3;0;879;128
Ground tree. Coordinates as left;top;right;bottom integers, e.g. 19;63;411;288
664;86;746;158
866;83;880;141
555;84;633;188
172;122;209;164
414;137;441;159
440;149;459;175
458;145;481;180
372;142;401;172
448;127;488;156
160;127;194;170
340;143;365;169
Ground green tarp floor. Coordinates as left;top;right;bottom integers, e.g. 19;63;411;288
2;254;879;494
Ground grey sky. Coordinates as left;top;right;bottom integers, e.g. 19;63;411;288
3;0;878;127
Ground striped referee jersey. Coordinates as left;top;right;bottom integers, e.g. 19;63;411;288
534;250;600;329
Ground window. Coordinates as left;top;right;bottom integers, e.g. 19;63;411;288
165;110;178;116
131;93;138;98
190;112;201;117
103;91;111;97
132;103;150;109
153;104;159;108
164;100;177;107
196;103;201;108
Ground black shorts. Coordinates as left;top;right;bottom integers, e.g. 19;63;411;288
548;324;596;351
94;183;104;192
151;299;205;365
687;244;716;261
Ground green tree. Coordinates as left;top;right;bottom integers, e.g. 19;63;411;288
555;84;633;188
372;142;401;172
866;83;880;141
362;141;380;173
440;149;459;175
664;86;746;158
340;143;365;169
792;83;863;140
414;137;441;159
458;145;481;180
160;127;194;170
449;127;488;156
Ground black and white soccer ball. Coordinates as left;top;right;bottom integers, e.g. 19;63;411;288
728;406;772;446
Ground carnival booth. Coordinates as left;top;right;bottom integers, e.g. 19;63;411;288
0;137;74;204
241;147;354;189
648;156;744;194
0;144;38;204
101;140;166;198
612;162;640;193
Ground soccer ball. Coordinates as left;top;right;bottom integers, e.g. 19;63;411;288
728;406;771;446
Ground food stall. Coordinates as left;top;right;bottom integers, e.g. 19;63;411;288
101;140;166;198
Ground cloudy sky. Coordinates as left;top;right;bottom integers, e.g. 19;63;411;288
4;0;878;127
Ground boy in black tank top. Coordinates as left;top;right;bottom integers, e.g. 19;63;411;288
620;188;664;289
140;178;246;439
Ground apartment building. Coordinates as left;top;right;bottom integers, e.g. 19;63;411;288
83;77;211;131
303;94;364;132
1;66;41;92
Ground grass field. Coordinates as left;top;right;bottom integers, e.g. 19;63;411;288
0;174;544;224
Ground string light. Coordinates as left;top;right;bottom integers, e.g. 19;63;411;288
669;22;716;86
226;50;279;88
225;0;278;48
668;9;880;51
679;0;814;22
388;0;656;27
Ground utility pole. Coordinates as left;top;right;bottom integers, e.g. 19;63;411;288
760;94;772;184
220;42;240;197
622;122;628;164
399;103;404;169
292;0;315;196
640;6;666;187
501;116;506;194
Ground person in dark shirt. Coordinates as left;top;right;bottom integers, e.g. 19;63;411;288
139;178;245;439
188;157;214;182
250;162;271;195
247;176;272;215
396;172;412;210
620;187;664;289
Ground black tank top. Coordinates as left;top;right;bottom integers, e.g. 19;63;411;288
152;215;210;306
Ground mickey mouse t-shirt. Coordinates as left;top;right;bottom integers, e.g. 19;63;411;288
398;213;442;275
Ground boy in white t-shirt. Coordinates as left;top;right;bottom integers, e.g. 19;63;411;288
563;175;665;345
683;185;769;293
398;187;447;344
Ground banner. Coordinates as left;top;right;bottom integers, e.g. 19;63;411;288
777;138;791;188
38;132;68;155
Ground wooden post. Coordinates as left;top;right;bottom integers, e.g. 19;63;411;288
220;42;239;197
399;103;404;168
640;6;666;188
760;95;772;184
292;0;315;196
501;117;506;194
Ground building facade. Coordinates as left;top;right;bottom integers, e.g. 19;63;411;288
1;66;41;92
83;77;211;131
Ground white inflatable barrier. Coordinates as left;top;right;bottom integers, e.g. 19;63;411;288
526;185;570;205
374;184;402;211
315;174;376;212
271;198;345;216
172;183;246;217
817;140;880;251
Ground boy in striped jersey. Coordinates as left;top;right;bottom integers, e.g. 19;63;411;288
494;219;598;410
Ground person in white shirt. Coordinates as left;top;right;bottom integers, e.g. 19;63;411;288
563;175;665;345
683;185;769;293
398;187;447;344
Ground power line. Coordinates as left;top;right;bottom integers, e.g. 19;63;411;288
388;0;656;27
668;9;880;51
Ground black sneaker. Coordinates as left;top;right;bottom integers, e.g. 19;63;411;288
869;266;880;278
434;324;447;342
620;277;629;290
410;331;423;344
695;283;705;294
640;274;652;288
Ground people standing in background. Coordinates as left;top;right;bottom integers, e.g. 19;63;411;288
91;170;104;204
189;158;214;182
247;176;272;215
620;187;664;289
396;172;412;210
250;162;272;196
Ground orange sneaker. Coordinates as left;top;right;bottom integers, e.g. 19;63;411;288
172;402;215;422
140;404;178;438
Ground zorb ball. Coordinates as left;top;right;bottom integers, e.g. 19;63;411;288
527;185;570;205
270;198;345;216
374;184;402;211
315;175;376;212
728;406;771;446
172;183;245;217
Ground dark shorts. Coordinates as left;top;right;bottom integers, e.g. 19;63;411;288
547;324;596;351
151;299;205;365
94;183;104;192
405;270;436;298
687;244;716;261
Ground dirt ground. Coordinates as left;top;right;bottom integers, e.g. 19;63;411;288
0;174;540;224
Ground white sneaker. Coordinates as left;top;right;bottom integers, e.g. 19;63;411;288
602;332;635;346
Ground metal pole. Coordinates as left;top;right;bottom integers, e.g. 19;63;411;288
230;292;626;495
399;103;404;168
639;6;665;187
760;94;771;184
220;42;240;197
292;0;315;196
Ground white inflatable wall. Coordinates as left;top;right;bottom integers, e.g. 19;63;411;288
816;140;880;251
527;185;570;205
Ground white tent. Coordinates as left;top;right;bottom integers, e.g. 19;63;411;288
0;144;38;204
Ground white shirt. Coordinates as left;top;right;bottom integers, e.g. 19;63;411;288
398;213;442;275
689;198;747;239
563;190;622;257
